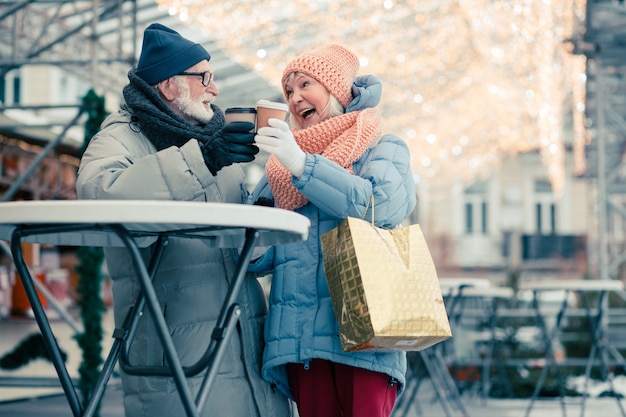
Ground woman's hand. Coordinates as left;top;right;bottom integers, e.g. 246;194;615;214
255;118;306;176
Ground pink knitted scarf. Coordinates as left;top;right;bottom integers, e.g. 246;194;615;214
266;108;382;210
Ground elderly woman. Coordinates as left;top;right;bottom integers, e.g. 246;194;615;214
249;44;417;417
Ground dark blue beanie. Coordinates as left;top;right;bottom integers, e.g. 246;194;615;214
135;23;212;85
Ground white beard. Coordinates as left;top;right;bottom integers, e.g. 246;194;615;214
172;78;214;124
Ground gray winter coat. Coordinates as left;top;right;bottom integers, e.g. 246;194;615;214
76;108;290;417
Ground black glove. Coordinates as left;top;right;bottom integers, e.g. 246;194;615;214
201;121;258;175
253;197;275;207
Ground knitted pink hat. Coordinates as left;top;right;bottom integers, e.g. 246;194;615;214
282;44;359;108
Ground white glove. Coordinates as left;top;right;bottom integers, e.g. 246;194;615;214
255;118;306;177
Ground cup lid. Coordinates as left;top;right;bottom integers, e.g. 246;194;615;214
225;107;256;114
256;100;288;112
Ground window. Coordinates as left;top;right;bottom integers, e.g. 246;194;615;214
465;203;473;234
12;76;20;104
534;180;556;234
464;181;488;235
481;201;488;234
0;76;5;103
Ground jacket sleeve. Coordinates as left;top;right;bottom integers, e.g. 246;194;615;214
292;134;416;227
76;123;215;201
244;246;276;275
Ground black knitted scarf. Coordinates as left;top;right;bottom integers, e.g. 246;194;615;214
122;68;225;151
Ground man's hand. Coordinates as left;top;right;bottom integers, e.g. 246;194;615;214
255;118;305;176
201;121;258;175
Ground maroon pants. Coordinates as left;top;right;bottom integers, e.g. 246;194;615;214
287;359;398;417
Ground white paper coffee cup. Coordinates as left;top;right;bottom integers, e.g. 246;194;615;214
255;100;289;130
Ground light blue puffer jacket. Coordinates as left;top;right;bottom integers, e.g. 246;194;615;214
248;76;417;400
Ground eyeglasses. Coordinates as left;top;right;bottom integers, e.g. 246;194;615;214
177;70;213;87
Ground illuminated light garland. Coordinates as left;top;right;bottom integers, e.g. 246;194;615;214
157;0;587;196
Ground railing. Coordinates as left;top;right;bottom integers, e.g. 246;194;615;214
521;234;587;260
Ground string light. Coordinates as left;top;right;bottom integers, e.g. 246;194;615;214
157;0;587;196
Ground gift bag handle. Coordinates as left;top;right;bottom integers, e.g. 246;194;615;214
362;194;407;265
362;195;375;225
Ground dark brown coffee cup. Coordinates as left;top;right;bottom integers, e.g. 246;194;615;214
225;107;257;131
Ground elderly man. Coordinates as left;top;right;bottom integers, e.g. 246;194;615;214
76;23;289;417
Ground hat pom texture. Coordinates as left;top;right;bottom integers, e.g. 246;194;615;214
136;23;211;85
282;44;359;108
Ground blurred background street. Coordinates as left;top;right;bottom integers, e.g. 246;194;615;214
2;1;626;417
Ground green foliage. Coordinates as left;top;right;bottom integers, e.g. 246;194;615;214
73;89;108;416
74;246;105;416
81;89;108;154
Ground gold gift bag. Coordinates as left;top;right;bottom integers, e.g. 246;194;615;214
321;217;451;352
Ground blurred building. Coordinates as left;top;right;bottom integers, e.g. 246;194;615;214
1;0;626;285
422;151;589;282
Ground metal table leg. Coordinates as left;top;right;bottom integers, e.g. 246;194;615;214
10;224;261;417
111;226;260;416
11;227;84;417
82;235;169;417
524;290;569;417
578;291;626;417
